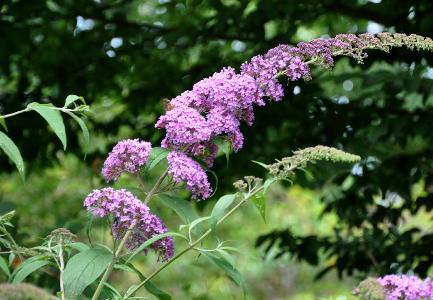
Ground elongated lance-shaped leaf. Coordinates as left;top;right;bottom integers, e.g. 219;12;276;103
63;111;90;156
0;131;25;179
211;194;236;221
27;102;67;150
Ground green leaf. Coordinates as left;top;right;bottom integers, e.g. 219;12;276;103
211;194;236;221
216;248;236;268
188;216;212;238
0;117;7;131
63;248;112;299
0;256;10;277
251;160;268;169
115;261;172;300
63;111;90;156
69;242;90;253
264;177;277;194
202;251;246;296
214;137;231;166
251;193;266;223
103;281;121;298
146;147;169;171
12;259;51;283
27;102;67;150
157;194;200;224
0;131;25;180
126;232;187;263
64;95;85;108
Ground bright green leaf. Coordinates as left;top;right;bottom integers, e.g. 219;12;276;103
0;131;25;180
211;194;236;221
12;259;51;283
64;95;85;108
264;177;277;194
146;147;169;171
251;193;266;223
27;102;67;150
63;111;90;156
126;232;187;263
0;256;10;278
63;248;112;298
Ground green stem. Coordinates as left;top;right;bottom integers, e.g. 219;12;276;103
144;169;168;203
0;108;30;119
124;185;264;298
0;106;83;120
91;169;169;300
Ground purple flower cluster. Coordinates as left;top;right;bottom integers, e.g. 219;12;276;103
378;274;433;300
156;33;403;199
167;151;212;199
102;139;152;182
84;187;174;261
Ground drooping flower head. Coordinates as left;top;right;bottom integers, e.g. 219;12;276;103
167;151;212;200
155;33;433;199
102;139;152;182
84;188;174;261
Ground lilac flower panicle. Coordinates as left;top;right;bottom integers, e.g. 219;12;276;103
167;151;212;199
84;188;174;261
102;139;152;182
377;274;433;300
155;33;433;199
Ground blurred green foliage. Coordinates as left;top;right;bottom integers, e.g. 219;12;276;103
1;0;433;298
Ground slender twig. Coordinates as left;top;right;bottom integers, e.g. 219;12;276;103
91;168;170;300
0;106;85;120
144;169;169;204
124;185;264;298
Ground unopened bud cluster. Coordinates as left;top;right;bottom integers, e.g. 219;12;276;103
267;145;361;177
233;176;263;193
